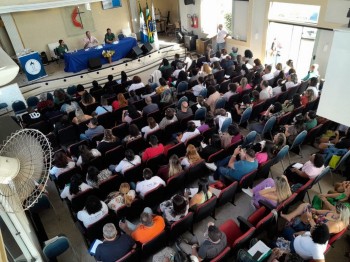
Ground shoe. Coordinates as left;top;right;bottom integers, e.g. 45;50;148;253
242;187;253;197
206;162;217;171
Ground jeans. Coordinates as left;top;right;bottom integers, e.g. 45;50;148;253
213;156;231;180
80;133;89;141
216;42;225;53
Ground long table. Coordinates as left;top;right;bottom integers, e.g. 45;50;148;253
64;37;137;73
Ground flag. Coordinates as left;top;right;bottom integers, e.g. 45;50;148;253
146;2;153;43
139;2;148;43
151;0;159;50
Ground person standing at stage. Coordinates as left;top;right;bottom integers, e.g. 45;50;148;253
104;28;116;44
83;31;99;48
57;40;68;58
216;24;227;52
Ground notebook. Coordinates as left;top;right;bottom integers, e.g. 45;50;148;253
248;240;271;262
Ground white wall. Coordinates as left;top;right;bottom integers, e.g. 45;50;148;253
232;1;248;41
311;29;333;78
317;28;350;127
178;0;206;38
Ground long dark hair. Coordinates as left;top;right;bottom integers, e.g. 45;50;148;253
198;178;210;201
127;104;141;119
121;71;128;83
87;166;99;183
79;144;94;165
69;174;83;195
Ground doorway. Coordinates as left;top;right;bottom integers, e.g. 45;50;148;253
266;22;317;77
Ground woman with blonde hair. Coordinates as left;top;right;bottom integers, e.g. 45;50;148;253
181;144;202;168
236;77;252;94
112;93;128;111
168;154;183;179
301;89;315;106
199;63;212;77
97;129;120;154
243;175;291;208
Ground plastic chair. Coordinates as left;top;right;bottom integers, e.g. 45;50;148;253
194;107;207;121
238;107;252;127
288;130;308;163
307;166;330;198
207;149;226;163
43;235;78;261
215;97;226;110
177;81;188;96
12;100;27;115
177;96;188;109
242;131;257;148
26;96;39;108
256;116;276;141
273;145;289;173
330;151;350;185
198;88;208;98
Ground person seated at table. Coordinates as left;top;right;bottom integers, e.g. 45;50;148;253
83;30;98;48
104;28;116;44
57;39;68;58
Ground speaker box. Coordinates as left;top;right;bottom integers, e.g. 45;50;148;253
88;57;102;70
127;46;143;59
141;43;153;54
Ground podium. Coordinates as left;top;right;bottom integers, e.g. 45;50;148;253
18;51;47;82
196;38;211;55
184;34;198;51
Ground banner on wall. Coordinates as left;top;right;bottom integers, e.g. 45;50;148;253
18;52;47;82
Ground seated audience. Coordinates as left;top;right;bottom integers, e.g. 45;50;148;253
272;79;287;96
128;90;141;104
142;135;164;162
141;84;156;99
119;207;165;244
282;94;301;113
259;80;273;101
172;63;185;79
71;107;92;125
128;75;145;92
253;58;264;74
54;88;68;105
80;118;105;140
302;63;319;81
76;144;101;167
97;129;120;154
135;168;166;198
177;222;227;261
171;54;182;70
142;96;159;116
176;101;193;122
122;105;142;124
188;178;213;208
262;65;274;81
306;77;319;98
141;117;159;139
285;73;299;89
200;134;222;161
123;124;142;144
157;154;183;181
249;102;283;134
236;77;252;94
60;98;80;114
86;166;113;188
77;195;108;228
94;96;112;115
110;149;141;174
210;147;258;182
94;223;135;262
103;75;116;96
177;121;200;144
159;194;189;225
21;107;44;127
80;91;96;106
159;108;178;129
159;58;172;74
274;63;283;77
49;151;75;178
206;86;221;113
181;144;202;168
304;110;317;131
220;123;243;149
284;114;305;145
284;153;325;184
37;93;54;112
232;94;252;122
112;93;128;111
192;77;206;97
222;83;238;102
89;80;102;95
214;108;232;132
60;174;92;201
243;175;291;208
155;78;169;95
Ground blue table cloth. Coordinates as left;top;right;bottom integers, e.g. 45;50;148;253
64;37;137;73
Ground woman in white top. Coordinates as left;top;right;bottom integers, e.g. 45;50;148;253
141;117;159;139
110;149;141;174
177;121;200;144
128;75;145;92
94;96;112;115
86;166;113;188
49;151;76;178
77;195;108;228
181;144;202;168
285;73;299;89
76;144;101;167
60;174;92;201
273;63;283;77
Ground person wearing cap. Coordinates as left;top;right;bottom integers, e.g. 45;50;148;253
104;28;116;44
207;147;258;182
176;222;227;261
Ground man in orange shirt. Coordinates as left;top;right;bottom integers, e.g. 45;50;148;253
119;207;165;244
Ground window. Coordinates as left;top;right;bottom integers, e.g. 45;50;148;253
269;2;320;24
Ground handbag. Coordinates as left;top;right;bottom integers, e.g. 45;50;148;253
329;155;341;169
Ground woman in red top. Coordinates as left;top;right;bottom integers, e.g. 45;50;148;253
236;77;252;94
112;93;128;111
300;89;315;107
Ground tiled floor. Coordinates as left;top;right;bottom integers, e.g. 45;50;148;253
39;133;349;261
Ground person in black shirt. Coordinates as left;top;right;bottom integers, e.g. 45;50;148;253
200;134;222;161
97;129;120;155
94;223;135;262
103;75;116;96
170;53;182;70
22;107;44;127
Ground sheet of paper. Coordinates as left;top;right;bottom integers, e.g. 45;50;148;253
292;163;303;169
248;240;271;261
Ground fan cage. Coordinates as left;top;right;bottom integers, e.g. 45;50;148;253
0;129;52;213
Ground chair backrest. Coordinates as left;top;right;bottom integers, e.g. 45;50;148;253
250;101;265;121
334;151;350;170
56;166;80;190
123;163;143;182
219;219;241;247
219;79;231;93
164;121;181;140
261;116;276;137
210;247;231;262
303;124;323;145
165;171;186;199
193;195;217;222
276;193;297;213
225;94;240;111
28;120;53;135
85;213;119;244
104;145;125;166
194;107;207;121
242;131;257;147
67;140;88;158
254;212;275;235
115;249;139;262
256;158;274;179
143;184;165;207
215;97;226;110
274;145;289;164
147;109;162;123
166;142;186;160
58;125;79;146
328;227;347;246
207;149;226;163
186;159;208;183
277;112;292;126
126;137;146;155
12;100;27;114
142;230;167;257
238;107;252;126
112;123;129;138
96;112;115;129
220;117;232;133
298;81;309;94
214;69;225;83
225;138;243;155
146;154;167;173
43;235;70;259
217;181;238;207
98;175;124;199
177;81;188;94
290;105;305;120
277;91;288;104
239;170;257;189
185;133;203;147
286;85;299;100
290;130;308;151
262;96;277;111
169;212;194;240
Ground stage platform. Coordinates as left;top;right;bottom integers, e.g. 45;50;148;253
11;38;185;100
